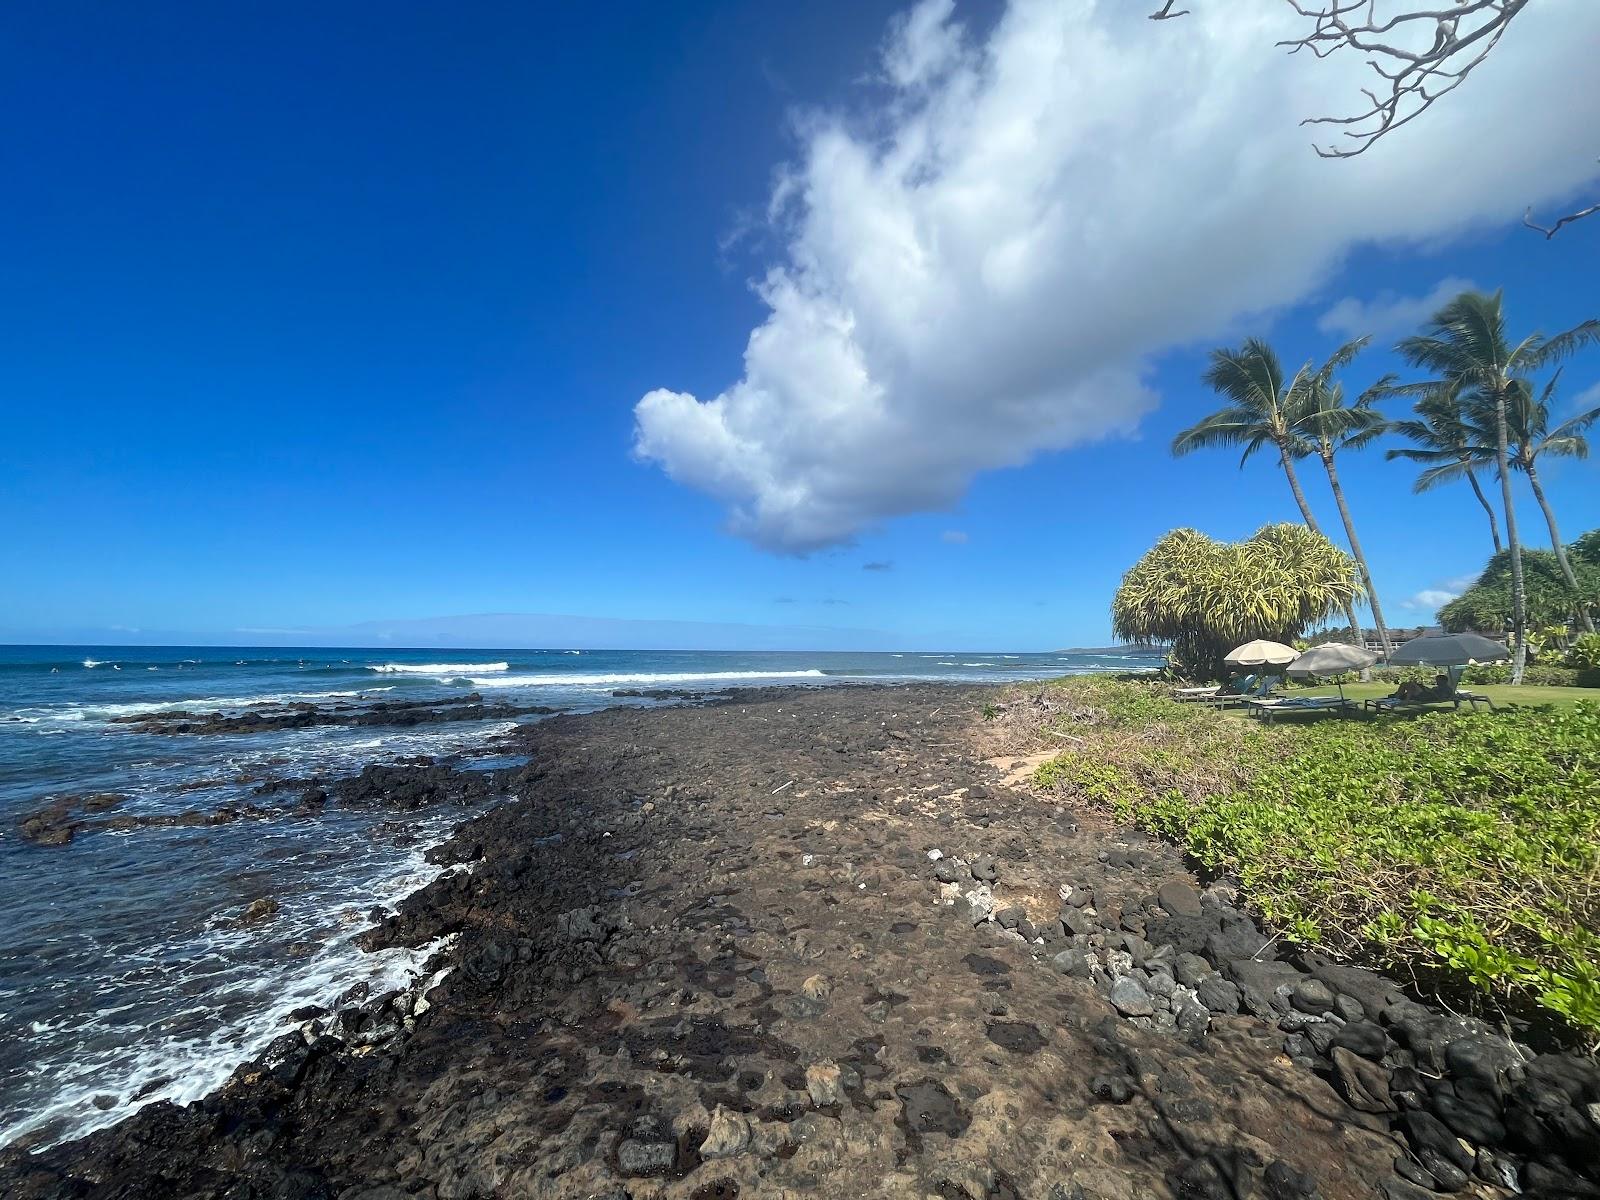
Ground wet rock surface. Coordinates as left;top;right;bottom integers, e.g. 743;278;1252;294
3;683;1596;1198
106;692;557;735
16;758;512;846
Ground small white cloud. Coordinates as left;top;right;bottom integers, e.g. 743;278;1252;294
1317;277;1479;341
1400;576;1473;612
941;529;969;544
1568;380;1600;415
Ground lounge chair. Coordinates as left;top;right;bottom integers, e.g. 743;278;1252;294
1205;676;1277;708
1173;674;1256;703
1364;690;1494;714
1244;695;1357;723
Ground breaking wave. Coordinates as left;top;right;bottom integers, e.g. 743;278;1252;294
369;662;510;675
458;669;827;688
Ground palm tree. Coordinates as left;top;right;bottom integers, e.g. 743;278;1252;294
1396;290;1600;682
1385;388;1503;556
1502;374;1600;633
1173;338;1365;645
1283;337;1394;657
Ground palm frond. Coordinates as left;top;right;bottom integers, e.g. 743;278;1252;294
1525;319;1600;370
1172;408;1258;457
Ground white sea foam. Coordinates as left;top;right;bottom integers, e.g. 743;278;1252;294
460;669;827;688
19;688;398;724
82;659;104;668
0;833;464;1153
370;662;510;675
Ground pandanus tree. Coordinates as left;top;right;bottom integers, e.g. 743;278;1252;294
1173;339;1365;646
1386;388;1504;556
1396;290;1600;682
1283;337;1394;657
1112;524;1362;681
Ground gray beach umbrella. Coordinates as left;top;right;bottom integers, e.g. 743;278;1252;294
1386;632;1509;666
1386;632;1509;686
1286;642;1379;700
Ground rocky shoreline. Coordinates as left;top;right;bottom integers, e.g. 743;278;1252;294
2;683;1596;1198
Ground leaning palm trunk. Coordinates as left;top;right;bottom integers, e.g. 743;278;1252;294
1320;450;1392;656
1279;453;1363;646
1493;389;1529;683
1463;465;1503;555
1525;460;1596;634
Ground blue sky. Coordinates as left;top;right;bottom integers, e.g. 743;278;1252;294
3;1;1597;650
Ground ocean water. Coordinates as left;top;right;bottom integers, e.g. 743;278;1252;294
0;644;1159;1150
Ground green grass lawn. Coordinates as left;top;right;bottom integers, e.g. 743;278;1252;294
1287;681;1597;709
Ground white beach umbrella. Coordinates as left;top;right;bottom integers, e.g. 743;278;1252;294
1286;642;1380;700
1223;640;1300;670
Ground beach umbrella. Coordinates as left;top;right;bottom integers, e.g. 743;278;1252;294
1223;640;1300;671
1286;642;1379;700
1387;632;1509;686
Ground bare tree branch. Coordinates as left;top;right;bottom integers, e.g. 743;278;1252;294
1277;0;1528;158
1523;196;1600;240
1149;1;1598;237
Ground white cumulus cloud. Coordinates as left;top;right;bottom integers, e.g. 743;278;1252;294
1318;276;1481;341
634;0;1600;553
1401;574;1477;612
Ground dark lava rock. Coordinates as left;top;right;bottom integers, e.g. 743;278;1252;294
239;897;279;924
994;906;1025;930
1108;977;1153;1017
1173;952;1212;988
1329;1021;1388;1061
1059;906;1095;938
1444;1036;1522;1088
1428;1081;1506;1146
986;1021;1046;1055
1289;978;1337;1015
1195;977;1241;1015
1227;958;1303;999
1378;1177;1439;1200
1089;1074;1134;1104
1155;880;1202;918
1145;912;1220;957
1051;949;1089;979
1207;913;1274;962
1304;957;1405;1020
1262;1160;1318;1199
616;1138;677;1177
896;1080;970;1138
970;855;999;884
1400;1111;1474;1175
1330;1048;1394;1114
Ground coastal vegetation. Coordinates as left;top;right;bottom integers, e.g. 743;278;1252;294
1157;288;1599;683
1109;524;1359;681
1016;675;1600;1042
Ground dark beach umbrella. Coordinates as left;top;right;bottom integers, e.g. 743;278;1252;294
1286;642;1379;701
1386;632;1509;687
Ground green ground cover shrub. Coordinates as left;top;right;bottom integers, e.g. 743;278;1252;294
1459;662;1584;687
1023;677;1600;1042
